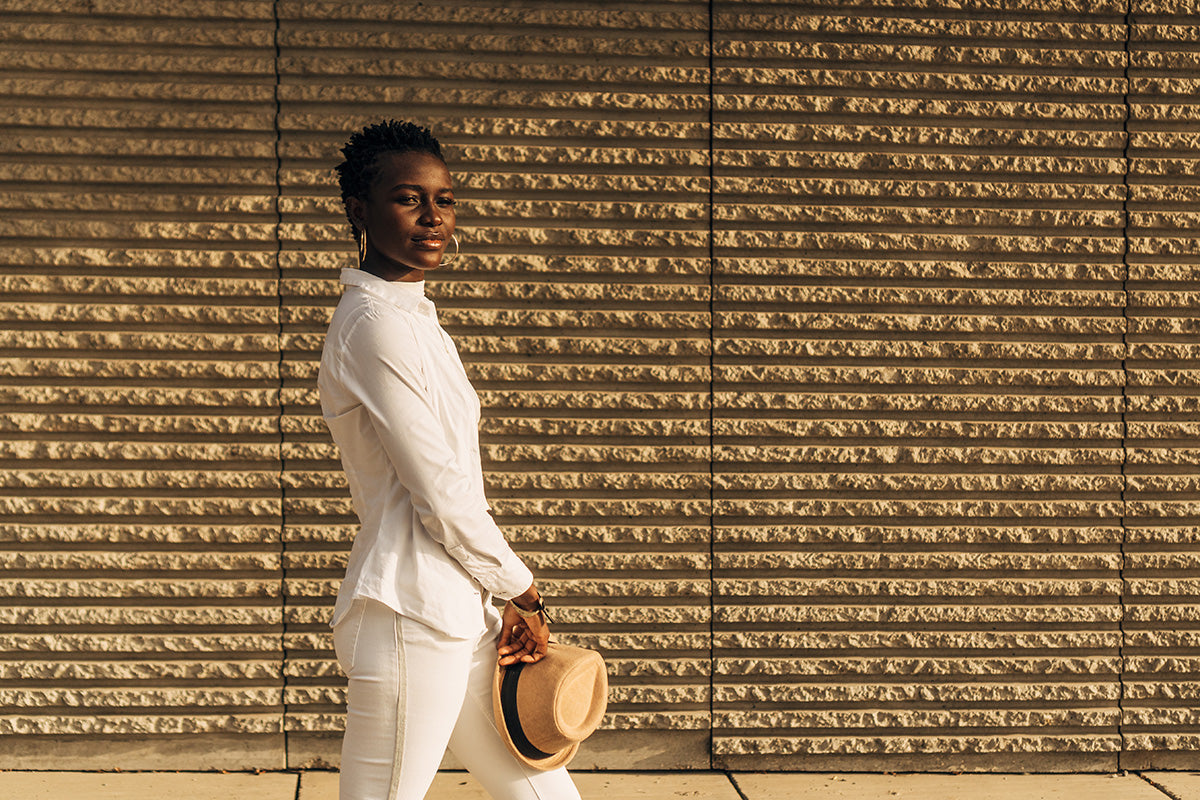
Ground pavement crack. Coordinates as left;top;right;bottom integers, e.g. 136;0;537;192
1138;772;1184;800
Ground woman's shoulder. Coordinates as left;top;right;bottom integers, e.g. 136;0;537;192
334;291;428;368
335;287;418;334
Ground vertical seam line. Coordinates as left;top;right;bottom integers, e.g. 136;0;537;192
1117;0;1132;771
707;0;716;772
271;0;287;764
700;0;710;772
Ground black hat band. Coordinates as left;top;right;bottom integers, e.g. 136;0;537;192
499;662;556;761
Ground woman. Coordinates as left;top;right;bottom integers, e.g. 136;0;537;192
319;120;581;800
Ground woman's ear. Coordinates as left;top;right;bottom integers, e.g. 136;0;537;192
346;196;367;231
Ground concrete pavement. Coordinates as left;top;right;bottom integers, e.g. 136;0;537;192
2;770;1199;799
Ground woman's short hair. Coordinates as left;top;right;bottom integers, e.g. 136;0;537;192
335;119;445;241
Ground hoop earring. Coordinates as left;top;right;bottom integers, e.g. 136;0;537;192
357;225;367;266
443;234;460;265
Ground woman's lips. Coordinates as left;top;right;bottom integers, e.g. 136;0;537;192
411;235;444;250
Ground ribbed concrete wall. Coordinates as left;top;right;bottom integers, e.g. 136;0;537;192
0;0;286;769
710;2;1131;771
1;0;1198;773
1124;3;1200;771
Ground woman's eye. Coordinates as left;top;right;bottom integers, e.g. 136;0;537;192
438;198;456;207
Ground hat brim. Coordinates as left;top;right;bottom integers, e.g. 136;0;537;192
492;654;581;772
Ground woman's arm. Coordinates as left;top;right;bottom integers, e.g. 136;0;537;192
337;312;534;602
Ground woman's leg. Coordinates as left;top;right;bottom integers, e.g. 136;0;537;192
446;616;582;800
335;599;475;800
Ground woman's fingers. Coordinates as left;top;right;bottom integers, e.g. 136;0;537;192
497;601;531;658
496;607;551;665
516;619;549;663
497;620;536;664
498;642;535;665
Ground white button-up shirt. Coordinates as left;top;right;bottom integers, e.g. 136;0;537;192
318;268;533;638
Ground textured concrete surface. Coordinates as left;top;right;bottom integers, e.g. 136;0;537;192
0;772;1183;800
301;771;744;799
1143;773;1200;800
0;772;299;800
4;0;1200;774
731;773;1172;800
298;772;339;800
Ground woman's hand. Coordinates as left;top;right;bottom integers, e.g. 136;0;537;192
498;591;549;666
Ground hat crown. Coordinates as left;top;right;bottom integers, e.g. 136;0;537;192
519;651;607;751
557;667;604;734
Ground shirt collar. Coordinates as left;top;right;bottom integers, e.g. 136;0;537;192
340;268;433;316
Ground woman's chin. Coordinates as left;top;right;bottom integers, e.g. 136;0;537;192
373;252;445;278
401;251;446;272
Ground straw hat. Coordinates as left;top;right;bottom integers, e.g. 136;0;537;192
492;642;608;770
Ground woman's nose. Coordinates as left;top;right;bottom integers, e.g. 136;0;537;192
420;200;442;225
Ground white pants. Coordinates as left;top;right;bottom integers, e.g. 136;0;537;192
334;598;582;800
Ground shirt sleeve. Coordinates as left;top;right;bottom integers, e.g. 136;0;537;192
336;309;534;601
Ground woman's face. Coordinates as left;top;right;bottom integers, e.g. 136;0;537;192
349;150;456;281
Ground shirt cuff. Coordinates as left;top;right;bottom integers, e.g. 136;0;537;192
453;545;533;601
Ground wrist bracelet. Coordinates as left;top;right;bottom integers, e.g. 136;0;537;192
508;596;551;624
